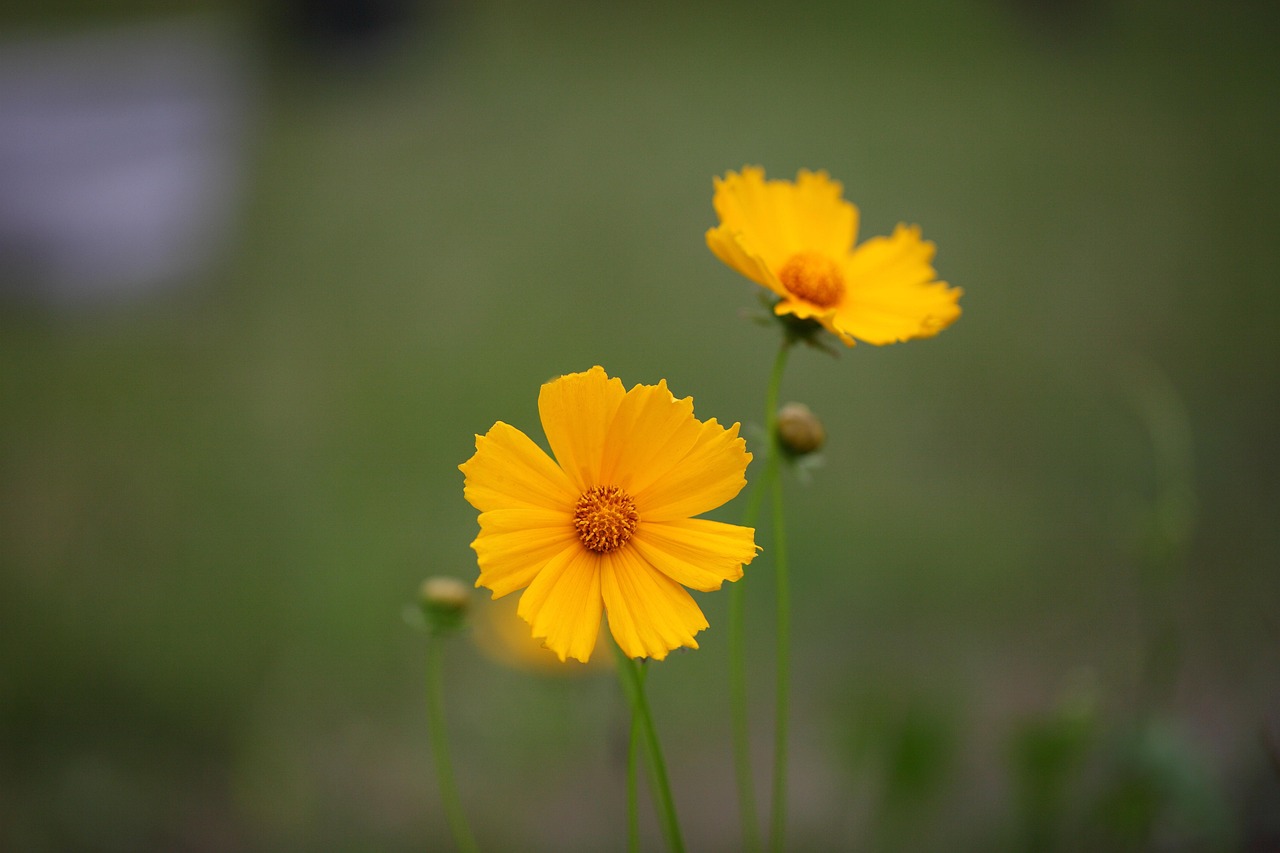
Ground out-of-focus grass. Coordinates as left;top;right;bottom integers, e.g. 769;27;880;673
2;1;1278;850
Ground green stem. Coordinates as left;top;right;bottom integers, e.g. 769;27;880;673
728;494;765;853
612;642;686;853
729;341;792;853
426;636;480;853
768;464;791;853
627;665;646;853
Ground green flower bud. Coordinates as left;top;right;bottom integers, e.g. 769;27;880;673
776;402;825;457
419;576;470;635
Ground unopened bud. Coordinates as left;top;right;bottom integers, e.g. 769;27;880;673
419;576;471;634
776;402;825;456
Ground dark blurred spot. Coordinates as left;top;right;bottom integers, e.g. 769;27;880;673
276;0;443;64
1004;0;1107;44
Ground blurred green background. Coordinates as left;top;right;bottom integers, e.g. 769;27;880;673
2;0;1278;850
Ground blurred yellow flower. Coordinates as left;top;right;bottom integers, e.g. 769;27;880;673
472;594;612;675
460;366;758;663
706;166;963;346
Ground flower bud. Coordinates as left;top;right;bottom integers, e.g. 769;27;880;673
419;576;471;635
776;402;825;456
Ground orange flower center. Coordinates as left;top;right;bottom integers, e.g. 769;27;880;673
777;251;845;309
573;485;639;553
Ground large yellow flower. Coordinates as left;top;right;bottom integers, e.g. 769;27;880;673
706;166;963;346
460;366;759;663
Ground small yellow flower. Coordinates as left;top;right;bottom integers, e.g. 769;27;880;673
706;166;963;346
460;366;759;663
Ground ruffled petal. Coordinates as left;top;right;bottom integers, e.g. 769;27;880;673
601;547;708;660
630;518;758;592
710;166;791;271
633;418;751;522
598;380;702;496
788;169;860;257
472;508;578;597
460;422;578;513
710;167;858;273
517;545;603;663
835;224;963;345
538;366;626;492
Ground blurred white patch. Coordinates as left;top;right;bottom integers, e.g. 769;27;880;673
0;17;252;305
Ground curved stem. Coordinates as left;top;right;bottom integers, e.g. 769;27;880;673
612;643;686;853
729;341;792;853
426;637;480;853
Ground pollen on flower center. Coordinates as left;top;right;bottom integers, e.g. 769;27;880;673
573;485;639;553
778;251;845;308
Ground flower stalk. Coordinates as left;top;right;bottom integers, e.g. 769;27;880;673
426;636;480;853
768;456;792;853
419;577;479;853
613;642;686;853
729;339;793;853
627;695;642;853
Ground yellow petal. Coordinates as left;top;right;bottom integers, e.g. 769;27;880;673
517;545;603;663
472;508;578;597
598;380;701;496
633;418;751;522
788;169;860;257
460;422;578;513
538;366;626;492
835;224;963;345
710;167;858;273
711;167;789;270
705;226;786;295
630;518;758;592
600;547;708;660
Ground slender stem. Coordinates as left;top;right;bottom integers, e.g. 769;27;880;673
732;545;757;850
426;637;480;853
729;341;792;853
612;642;686;853
627;664;647;853
761;342;793;449
768;466;791;853
728;496;765;853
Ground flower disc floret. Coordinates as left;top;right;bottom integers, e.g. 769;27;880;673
460;366;760;663
574;485;639;553
778;251;845;308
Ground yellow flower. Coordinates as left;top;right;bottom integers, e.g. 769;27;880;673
460;366;758;663
706;166;963;346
